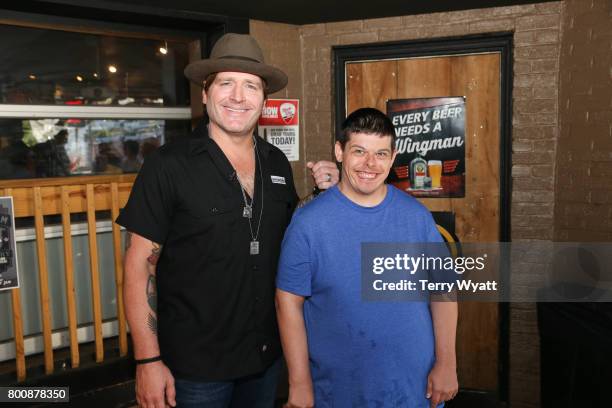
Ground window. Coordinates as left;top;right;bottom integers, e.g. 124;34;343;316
0;24;191;107
0;118;191;178
0;23;196;180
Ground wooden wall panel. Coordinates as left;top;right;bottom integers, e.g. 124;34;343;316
397;57;452;98
346;53;501;391
33;187;54;374
346;63;363;116
10;288;26;381
60;186;80;368
8;182;133;218
2;177;134;380
448;54;500;391
3;188;26;381
347;60;399;115
361;60;398;113
86;185;104;363
111;183;128;356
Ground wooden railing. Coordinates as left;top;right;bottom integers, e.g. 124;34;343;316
1;174;136;381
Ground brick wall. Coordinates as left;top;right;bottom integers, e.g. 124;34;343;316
250;20;308;197
554;0;612;241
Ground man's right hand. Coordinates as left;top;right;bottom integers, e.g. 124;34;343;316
285;383;314;408
135;361;176;408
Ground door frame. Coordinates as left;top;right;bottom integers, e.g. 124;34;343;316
332;32;513;403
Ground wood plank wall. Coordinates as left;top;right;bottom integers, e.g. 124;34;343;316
1;174;134;381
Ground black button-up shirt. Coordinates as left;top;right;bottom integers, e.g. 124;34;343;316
117;123;298;381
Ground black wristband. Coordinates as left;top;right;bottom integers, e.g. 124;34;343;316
135;355;162;365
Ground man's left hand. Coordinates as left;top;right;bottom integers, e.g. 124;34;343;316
426;361;458;407
307;161;339;190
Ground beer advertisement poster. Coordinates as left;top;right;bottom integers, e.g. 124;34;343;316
386;97;466;198
258;99;299;161
0;197;19;291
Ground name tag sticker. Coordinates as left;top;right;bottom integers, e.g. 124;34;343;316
271;175;286;185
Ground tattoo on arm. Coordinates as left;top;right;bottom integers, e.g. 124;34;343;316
147;314;158;334
147;243;162;265
125;232;133;251
146;274;157;310
297;195;314;209
145;273;158;335
297;189;322;209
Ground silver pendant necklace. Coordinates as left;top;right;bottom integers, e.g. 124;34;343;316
242;205;252;219
236;137;264;255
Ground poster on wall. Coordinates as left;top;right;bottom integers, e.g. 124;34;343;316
0;197;19;291
258;99;299;161
387;97;465;198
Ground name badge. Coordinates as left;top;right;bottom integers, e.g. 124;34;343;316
271;175;286;185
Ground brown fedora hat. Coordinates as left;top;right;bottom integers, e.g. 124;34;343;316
184;33;288;94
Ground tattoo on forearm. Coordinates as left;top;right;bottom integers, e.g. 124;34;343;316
297;194;315;209
125;232;133;251
147;314;158;334
297;188;324;209
147;243;162;265
146;273;158;334
146;274;157;310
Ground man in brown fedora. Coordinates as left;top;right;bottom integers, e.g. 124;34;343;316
117;33;339;408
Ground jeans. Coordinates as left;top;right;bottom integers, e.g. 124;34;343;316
174;358;282;408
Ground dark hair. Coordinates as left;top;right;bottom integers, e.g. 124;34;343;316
337;107;396;149
54;129;68;144
123;140;140;156
203;72;269;98
203;73;217;94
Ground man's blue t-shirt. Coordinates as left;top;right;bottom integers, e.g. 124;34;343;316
277;185;444;408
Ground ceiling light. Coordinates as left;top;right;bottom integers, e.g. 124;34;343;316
29;74;36;80
108;65;117;74
93;72;99;78
159;40;169;55
76;75;83;82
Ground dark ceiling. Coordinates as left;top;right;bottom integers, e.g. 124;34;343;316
32;0;558;25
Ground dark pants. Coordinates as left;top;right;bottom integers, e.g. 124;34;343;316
174;358;282;408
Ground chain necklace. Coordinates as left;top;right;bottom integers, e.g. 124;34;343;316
236;137;264;255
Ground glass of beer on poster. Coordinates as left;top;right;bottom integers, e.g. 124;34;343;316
428;160;442;189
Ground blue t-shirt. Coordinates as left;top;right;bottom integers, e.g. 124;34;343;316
277;185;444;408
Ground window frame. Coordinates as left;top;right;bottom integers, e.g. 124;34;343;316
0;7;248;184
